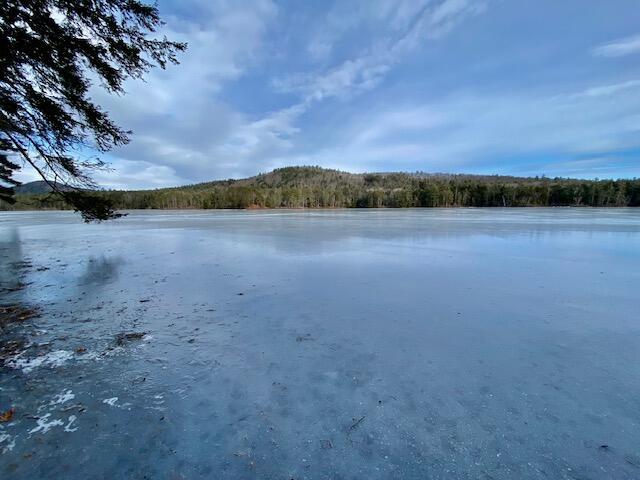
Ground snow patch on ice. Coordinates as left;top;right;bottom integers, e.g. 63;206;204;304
29;414;64;434
64;415;78;432
51;389;75;406
0;433;16;453
102;397;118;406
38;389;76;413
7;350;74;373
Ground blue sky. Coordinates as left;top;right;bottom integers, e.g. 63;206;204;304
20;0;640;188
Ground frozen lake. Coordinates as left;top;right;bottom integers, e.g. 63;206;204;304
1;209;639;479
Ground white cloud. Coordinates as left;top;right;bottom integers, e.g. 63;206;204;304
94;159;189;190
592;34;640;58
93;0;283;182
14;165;41;184
274;56;392;102
425;0;487;39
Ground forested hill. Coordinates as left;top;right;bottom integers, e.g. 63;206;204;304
4;166;640;211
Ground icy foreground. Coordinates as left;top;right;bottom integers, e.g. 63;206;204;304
1;209;639;479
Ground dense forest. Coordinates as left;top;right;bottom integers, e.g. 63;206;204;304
3;166;640;211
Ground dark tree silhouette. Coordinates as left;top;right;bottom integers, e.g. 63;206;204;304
0;0;186;220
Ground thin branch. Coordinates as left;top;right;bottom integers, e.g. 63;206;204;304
2;129;60;194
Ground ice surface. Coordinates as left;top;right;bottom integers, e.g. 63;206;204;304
1;209;639;478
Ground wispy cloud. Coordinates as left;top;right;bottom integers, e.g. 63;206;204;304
592;34;640;58
275;0;487;102
577;80;640;98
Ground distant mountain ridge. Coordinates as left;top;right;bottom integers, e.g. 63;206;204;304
14;180;75;195
14;180;55;195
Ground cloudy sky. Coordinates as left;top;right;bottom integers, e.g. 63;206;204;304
19;0;640;188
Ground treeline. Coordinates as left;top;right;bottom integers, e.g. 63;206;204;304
3;167;640;211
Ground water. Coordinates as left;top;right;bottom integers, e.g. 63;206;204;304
1;209;639;479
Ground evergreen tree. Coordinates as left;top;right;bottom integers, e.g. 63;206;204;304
0;0;185;220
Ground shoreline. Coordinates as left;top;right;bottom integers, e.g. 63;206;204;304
2;204;639;214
